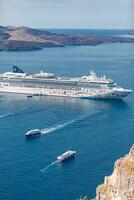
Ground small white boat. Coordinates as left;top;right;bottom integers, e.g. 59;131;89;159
25;129;42;137
57;150;76;162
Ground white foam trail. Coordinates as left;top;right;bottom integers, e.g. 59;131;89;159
41;117;81;135
41;160;58;173
0;108;45;120
40;111;98;135
0;112;21;119
0;113;11;119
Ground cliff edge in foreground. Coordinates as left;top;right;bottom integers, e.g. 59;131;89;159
96;145;134;200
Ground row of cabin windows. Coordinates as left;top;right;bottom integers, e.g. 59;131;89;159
6;84;97;93
45;89;76;93
43;89;96;93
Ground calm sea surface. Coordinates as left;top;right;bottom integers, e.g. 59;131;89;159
0;30;134;200
46;28;134;36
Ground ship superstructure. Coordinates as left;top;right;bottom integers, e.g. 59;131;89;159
25;129;42;137
57;150;76;162
0;66;132;99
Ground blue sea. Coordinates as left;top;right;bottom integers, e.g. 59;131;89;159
46;28;134;38
0;30;134;200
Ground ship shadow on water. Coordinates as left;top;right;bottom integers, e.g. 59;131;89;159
88;98;129;109
24;134;42;142
58;156;76;165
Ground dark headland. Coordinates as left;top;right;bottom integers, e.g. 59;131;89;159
0;26;134;51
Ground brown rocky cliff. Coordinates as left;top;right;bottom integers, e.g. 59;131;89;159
0;26;134;51
96;145;134;200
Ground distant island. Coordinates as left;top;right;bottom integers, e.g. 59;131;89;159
0;26;134;51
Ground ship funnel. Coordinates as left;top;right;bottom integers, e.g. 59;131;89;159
13;66;24;73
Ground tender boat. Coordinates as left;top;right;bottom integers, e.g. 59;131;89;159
57;150;76;162
25;129;42;137
27;95;33;98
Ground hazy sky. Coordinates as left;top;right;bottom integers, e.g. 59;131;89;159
0;0;134;29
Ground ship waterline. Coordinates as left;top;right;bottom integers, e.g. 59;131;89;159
0;67;132;99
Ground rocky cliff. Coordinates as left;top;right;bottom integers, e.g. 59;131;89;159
0;26;134;51
96;145;134;200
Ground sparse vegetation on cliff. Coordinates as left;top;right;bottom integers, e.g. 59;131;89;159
0;26;134;51
96;145;134;200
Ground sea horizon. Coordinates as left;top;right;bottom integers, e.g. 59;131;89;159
41;28;134;35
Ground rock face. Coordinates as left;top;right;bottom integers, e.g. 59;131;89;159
0;26;134;51
96;145;134;200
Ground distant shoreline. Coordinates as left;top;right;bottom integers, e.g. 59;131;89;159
0;26;134;52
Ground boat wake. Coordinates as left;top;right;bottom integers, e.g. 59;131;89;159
40;160;58;174
40;114;90;135
0;107;52;120
0;113;11;119
41;120;74;135
0;111;26;119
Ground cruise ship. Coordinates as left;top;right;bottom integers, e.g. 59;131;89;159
0;66;132;99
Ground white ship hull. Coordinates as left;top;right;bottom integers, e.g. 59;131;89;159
0;67;132;100
0;85;132;99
